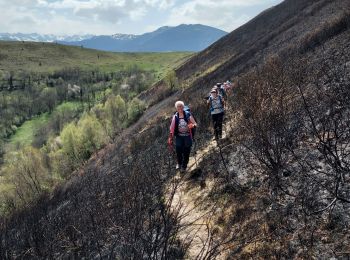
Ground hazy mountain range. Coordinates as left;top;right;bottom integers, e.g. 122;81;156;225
0;24;227;52
0;33;93;43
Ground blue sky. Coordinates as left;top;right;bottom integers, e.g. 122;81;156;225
0;0;283;35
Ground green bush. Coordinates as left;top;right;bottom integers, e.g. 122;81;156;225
60;122;83;166
105;94;127;132
1;147;52;212
78;113;106;159
164;69;178;91
54;113;107;174
127;97;146;124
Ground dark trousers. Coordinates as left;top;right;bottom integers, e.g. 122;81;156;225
212;112;224;139
175;136;192;169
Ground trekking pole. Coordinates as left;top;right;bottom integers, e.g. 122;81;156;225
192;138;199;169
167;137;176;164
189;123;200;170
168;140;176;158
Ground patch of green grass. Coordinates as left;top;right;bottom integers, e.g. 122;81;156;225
55;101;82;113
7;101;81;149
8;113;49;147
0;41;193;77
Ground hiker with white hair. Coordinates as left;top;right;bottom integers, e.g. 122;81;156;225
168;101;197;172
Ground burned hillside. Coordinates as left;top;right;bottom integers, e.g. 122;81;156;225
1;0;350;259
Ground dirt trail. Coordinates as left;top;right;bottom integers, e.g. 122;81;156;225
166;138;225;259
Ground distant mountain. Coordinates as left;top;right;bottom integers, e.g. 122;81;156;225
0;25;227;52
0;33;94;43
60;24;228;52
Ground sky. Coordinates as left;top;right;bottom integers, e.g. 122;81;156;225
0;0;284;35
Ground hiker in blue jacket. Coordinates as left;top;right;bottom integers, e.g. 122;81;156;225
168;101;197;172
208;87;225;140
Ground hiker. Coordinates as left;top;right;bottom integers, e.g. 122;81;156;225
203;82;226;101
168;101;197;172
208;88;225;140
216;82;227;99
223;80;231;95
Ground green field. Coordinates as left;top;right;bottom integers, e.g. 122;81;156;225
0;41;193;78
7;101;81;149
8;113;49;147
0;41;193;150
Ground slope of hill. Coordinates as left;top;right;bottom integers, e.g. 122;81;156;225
60;24;228;52
1;0;350;259
175;0;348;83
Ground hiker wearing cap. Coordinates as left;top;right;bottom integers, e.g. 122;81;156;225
208;88;225;140
168;101;197;172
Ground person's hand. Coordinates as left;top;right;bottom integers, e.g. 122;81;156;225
188;123;196;129
167;137;173;146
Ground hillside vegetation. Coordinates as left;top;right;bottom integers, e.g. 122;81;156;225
0;42;191;143
0;41;191;76
0;42;191;217
1;0;350;259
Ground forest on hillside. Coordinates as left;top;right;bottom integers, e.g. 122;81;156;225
0;61;183;216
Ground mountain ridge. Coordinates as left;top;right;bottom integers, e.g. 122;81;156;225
60;24;228;52
0;33;94;42
0;24;227;52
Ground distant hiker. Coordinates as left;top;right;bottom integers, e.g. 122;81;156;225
216;82;227;99
208;88;225;140
168;101;197;172
223;80;232;95
203;82;226;101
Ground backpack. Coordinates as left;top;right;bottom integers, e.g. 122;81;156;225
184;106;197;138
173;106;196;139
219;86;227;99
209;95;223;113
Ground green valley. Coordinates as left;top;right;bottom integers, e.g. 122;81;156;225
0;41;191;76
0;41;192;215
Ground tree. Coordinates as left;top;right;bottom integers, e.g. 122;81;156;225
165;69;178;91
127;97;146;124
92;103;113;140
41;87;57;112
60;122;83;168
78;113;106;159
105;95;127;133
2;147;51;208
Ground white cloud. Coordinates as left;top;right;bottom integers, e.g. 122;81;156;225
0;0;282;35
41;0;174;22
154;0;175;10
1;0;40;6
166;0;281;32
34;15;117;35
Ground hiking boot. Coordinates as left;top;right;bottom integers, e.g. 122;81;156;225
180;166;187;174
